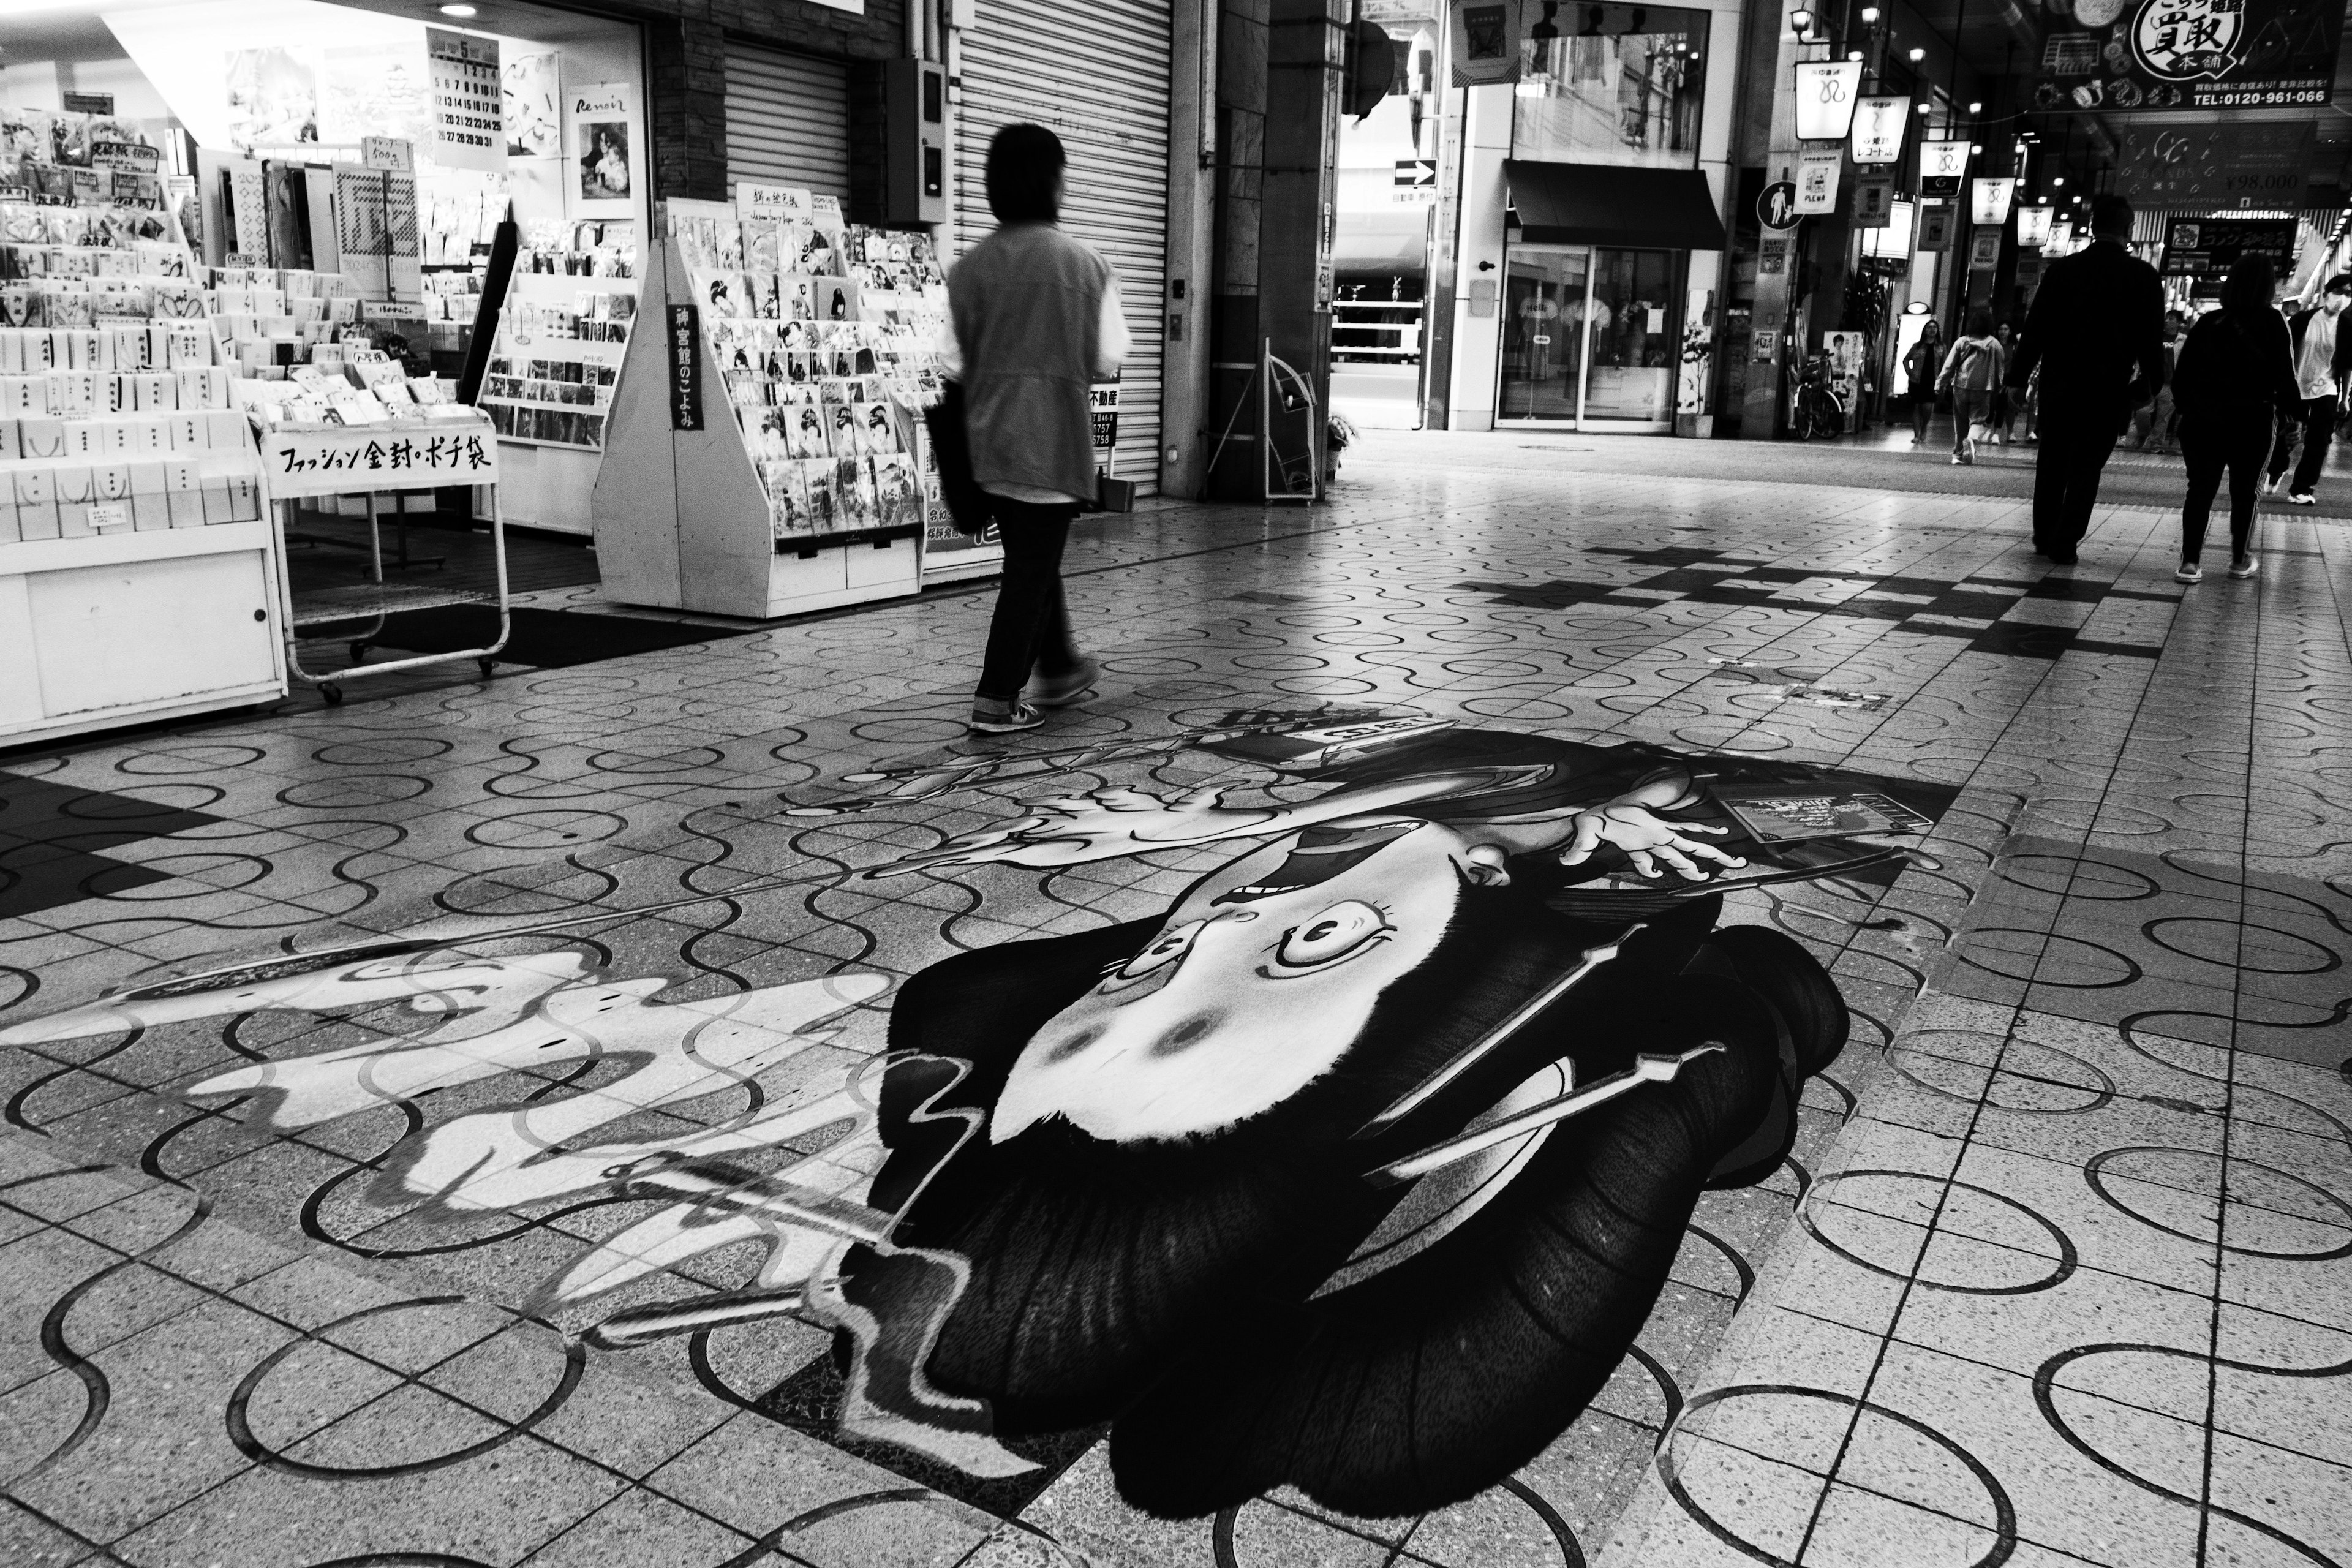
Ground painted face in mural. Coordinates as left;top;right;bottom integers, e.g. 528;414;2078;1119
992;816;1511;1145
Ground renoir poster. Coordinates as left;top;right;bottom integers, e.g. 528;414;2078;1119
567;82;636;216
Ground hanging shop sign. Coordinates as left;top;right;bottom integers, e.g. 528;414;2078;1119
1916;202;1955;251
1970;177;2015;225
1450;0;1526;86
568;83;638;217
1918;139;1970;198
1967;228;2002;271
2032;0;2342;110
1852;173;1894;227
667;303;704;431
426;28;505;173
1849;96;1908;165
2048;218;2076;252
2016;205;2056;246
260;424;499;499
2112;120;2312;208
2161;216;2299;277
1793;60;1864;141
1794;150;1842;216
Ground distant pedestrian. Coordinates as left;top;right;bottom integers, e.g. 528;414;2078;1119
1904;318;1943;446
1938;309;2005;465
2264;273;2352;507
2005;194;2166;564
948;123;1128;735
2169;253;2297;584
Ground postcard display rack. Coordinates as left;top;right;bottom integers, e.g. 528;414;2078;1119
478;220;638;535
0;197;288;747
590;193;951;617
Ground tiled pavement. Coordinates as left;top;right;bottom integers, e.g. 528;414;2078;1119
1;431;2347;1567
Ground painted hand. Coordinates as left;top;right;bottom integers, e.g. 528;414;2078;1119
1555;804;1747;882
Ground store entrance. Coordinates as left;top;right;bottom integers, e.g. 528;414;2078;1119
1497;243;1683;431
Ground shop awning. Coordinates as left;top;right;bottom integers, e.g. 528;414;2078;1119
1502;160;1727;251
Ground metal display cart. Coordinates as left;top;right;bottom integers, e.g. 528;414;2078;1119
257;417;510;705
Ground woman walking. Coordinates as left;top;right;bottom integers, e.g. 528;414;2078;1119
1937;309;2005;464
949;123;1128;734
2170;253;2298;583
1904;318;1943;446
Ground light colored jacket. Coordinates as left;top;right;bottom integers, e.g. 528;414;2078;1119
948;223;1120;503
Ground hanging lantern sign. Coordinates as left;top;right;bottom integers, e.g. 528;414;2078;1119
1793;60;1864;141
1918;138;1970;197
2016;204;2056;247
2048;217;2076;252
1849;96;1908;164
1972;176;2017;225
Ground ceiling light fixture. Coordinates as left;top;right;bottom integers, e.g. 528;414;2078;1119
1908;45;1925;61
1849;48;1864;59
1860;4;1880;18
439;3;477;14
1790;6;1814;34
1968;100;1983;112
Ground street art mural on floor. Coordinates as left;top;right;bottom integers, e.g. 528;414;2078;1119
0;712;1958;1529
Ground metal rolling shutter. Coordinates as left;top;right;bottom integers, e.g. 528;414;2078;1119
955;0;1172;494
726;45;851;198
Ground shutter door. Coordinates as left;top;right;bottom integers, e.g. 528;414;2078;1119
955;0;1172;494
726;45;851;198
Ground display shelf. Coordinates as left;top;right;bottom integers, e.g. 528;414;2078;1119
590;195;940;619
0;179;289;747
287;578;490;628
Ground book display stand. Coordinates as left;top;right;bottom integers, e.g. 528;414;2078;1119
0;185;288;747
590;194;943;620
480;219;638;536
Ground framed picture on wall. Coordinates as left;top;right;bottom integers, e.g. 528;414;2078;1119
566;81;636;217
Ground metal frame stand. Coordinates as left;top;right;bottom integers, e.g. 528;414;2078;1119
1262;336;1322;503
274;486;511;706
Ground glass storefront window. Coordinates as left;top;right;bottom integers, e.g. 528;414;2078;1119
1498;243;1683;427
1512;2;1707;170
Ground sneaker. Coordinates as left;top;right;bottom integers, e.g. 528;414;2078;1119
2287;492;2316;506
2174;562;2203;584
1027;657;1100;710
2229;554;2260;579
969;699;1046;735
1950;454;1966;464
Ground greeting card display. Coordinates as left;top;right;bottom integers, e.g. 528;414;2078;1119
479;219;639;452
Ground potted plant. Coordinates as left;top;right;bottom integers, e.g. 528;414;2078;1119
1325;410;1357;483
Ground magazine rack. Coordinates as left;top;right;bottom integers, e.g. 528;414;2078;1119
589;230;921;619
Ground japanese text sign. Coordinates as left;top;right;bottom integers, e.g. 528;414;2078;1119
1848;96;1907;165
1793;60;1863;141
260;424;499;499
668;304;704;431
2033;0;2340;110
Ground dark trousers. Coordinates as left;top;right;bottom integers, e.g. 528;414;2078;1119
2030;401;2124;553
976;497;1082;703
2267;394;2337;494
2180;417;2269;565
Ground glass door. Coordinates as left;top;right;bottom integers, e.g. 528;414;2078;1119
1497;243;1683;431
1581;248;1681;428
1498;245;1589;423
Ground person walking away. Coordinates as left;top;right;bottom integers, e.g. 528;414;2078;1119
948;123;1128;735
1938;310;2005;464
2004;194;2166;564
2171;254;2297;584
2264;274;2352;506
1904;319;1943;446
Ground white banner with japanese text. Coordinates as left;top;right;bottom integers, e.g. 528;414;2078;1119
258;423;499;499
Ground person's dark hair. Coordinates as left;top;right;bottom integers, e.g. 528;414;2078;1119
2089;193;2133;239
1966;306;1996;337
986;123;1065;225
2218;253;2276;315
2327;273;2352;297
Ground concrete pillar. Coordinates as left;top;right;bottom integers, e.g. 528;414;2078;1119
1206;0;1344;500
1444;84;1510;431
1160;0;1219;498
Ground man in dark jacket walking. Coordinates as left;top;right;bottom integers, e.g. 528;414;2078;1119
2263;274;2352;505
2005;194;2166;564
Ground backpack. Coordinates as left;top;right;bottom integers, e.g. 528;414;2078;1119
1949;339;1997;391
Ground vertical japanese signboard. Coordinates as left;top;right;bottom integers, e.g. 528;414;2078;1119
668;305;704;431
427;28;505;172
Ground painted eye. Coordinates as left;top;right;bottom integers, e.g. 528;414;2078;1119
1273;902;1392;970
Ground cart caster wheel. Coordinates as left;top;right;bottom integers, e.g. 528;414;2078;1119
477;657;497;679
320;683;345;707
349;641;370;663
